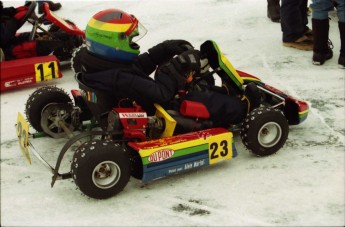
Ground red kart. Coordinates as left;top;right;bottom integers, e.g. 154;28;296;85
16;40;309;199
0;1;84;91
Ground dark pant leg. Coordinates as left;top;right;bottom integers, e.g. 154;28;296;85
183;91;247;127
281;0;307;41
300;0;309;30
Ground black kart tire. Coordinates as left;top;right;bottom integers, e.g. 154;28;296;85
25;86;72;132
240;107;289;156
71;46;124;73
71;45;86;74
71;140;130;199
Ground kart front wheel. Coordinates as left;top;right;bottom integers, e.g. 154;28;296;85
71;140;130;199
240;107;289;156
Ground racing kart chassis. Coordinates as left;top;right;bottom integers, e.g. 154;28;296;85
16;40;309;199
0;1;84;91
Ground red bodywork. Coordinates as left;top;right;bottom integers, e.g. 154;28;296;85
115;107;148;141
236;69;309;124
43;3;85;37
1;55;62;91
0;3;85;92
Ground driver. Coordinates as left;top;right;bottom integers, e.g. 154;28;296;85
0;1;72;60
76;9;260;127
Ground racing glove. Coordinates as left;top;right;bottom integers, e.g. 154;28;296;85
148;39;194;65
157;49;201;90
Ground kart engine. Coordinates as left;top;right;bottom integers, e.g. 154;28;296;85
106;108;165;141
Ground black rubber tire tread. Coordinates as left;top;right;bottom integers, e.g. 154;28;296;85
25;86;72;132
71;140;130;199
71;46;125;73
70;45;86;74
240;107;289;156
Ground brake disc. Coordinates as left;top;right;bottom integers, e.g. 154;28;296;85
40;103;75;138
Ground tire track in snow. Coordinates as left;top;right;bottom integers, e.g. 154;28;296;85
259;54;345;147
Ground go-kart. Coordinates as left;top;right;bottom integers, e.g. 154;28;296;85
0;1;85;91
16;40;309;199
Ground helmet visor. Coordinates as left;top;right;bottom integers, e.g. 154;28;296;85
128;20;147;50
130;21;147;43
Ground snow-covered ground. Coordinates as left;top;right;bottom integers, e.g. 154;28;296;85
1;0;344;226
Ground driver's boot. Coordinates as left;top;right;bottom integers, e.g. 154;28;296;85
242;83;261;112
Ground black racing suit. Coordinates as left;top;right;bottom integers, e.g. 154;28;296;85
78;42;247;127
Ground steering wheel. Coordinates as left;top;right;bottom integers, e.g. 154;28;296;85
194;68;219;85
18;1;37;29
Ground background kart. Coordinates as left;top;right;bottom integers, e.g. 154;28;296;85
16;40;309;199
0;1;85;91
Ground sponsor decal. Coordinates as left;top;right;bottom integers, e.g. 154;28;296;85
4;81;16;87
119;112;147;118
4;78;33;87
148;149;174;163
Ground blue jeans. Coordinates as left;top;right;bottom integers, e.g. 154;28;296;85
281;0;310;42
310;0;345;22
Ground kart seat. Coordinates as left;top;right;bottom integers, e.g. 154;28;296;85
75;73;118;118
200;40;244;96
43;3;85;37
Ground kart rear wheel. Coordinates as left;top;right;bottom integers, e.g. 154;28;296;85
240;107;289;156
40;103;74;138
71;140;130;199
25;86;72;132
71;45;86;73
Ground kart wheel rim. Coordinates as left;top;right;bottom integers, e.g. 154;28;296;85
40;103;73;138
92;161;121;189
257;122;282;148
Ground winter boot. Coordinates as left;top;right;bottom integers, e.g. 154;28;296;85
267;0;280;23
312;19;333;65
338;22;345;68
283;35;313;50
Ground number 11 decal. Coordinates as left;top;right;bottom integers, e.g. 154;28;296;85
35;61;58;82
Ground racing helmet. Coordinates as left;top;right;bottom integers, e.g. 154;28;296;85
85;9;147;62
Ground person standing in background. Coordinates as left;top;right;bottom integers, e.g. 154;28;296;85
310;0;345;68
280;0;313;50
267;0;280;22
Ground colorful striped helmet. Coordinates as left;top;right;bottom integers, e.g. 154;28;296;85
85;9;147;62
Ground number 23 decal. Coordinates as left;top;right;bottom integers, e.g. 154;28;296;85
210;140;229;159
16;113;31;164
209;138;232;165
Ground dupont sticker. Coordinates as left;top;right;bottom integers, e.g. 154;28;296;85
148;149;174;163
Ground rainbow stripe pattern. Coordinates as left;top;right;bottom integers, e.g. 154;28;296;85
128;128;236;182
86;91;97;103
85;9;139;61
